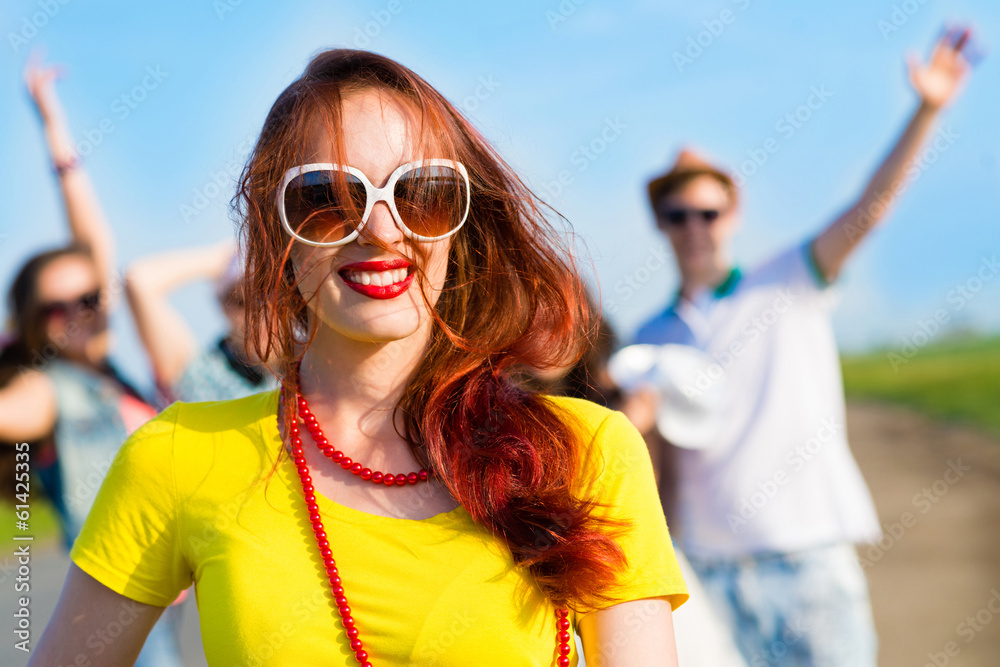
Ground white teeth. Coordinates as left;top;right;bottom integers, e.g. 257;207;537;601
344;269;409;287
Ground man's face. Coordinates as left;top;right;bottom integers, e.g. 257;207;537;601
654;175;739;277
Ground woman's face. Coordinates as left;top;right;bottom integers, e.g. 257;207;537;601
290;89;454;346
35;254;108;364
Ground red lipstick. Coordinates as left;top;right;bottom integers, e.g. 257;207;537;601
338;259;414;300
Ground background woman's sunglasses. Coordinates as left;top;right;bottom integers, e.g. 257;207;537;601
277;159;471;247
657;208;722;227
39;289;102;320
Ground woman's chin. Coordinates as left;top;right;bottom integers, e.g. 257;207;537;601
319;312;427;346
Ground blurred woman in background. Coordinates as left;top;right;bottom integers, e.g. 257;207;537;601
0;55;183;667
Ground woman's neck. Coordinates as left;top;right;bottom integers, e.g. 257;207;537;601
296;322;432;456
287;321;460;519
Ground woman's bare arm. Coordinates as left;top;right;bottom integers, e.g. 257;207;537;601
28;563;164;667
579;597;679;666
125;239;234;387
0;370;56;443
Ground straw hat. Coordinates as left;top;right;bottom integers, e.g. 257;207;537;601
647;147;737;208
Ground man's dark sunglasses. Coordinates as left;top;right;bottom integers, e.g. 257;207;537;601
656;208;722;227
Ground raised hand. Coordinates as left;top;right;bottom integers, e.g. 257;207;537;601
813;24;979;282
907;26;975;110
23;50;65;121
23;50;117;301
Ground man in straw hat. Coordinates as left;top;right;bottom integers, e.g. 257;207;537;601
631;27;975;665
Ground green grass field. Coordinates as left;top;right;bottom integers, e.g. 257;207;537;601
842;334;1000;436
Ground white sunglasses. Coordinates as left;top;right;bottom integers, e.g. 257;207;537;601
277;159;471;247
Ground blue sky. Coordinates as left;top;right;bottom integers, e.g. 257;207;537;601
2;0;998;391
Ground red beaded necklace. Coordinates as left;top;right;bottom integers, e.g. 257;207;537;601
297;392;430;486
286;387;573;666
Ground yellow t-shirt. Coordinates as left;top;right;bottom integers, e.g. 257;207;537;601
70;388;687;666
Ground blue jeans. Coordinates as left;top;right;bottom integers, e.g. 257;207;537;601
687;543;877;667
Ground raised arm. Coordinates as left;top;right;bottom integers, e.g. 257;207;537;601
580;598;679;666
0;370;57;443
28;564;163;667
24;54;116;298
125;239;235;389
812;27;974;282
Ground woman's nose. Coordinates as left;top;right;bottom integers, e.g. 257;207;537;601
357;199;404;246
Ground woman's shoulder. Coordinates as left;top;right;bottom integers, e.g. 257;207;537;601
539;393;657;493
167;386;281;433
537;394;631;445
538;393;617;431
537;394;644;469
114;387;282;496
125;387;280;460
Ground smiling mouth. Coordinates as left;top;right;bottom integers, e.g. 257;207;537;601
337;263;415;300
339;267;411;287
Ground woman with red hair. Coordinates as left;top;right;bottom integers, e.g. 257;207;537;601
31;50;687;666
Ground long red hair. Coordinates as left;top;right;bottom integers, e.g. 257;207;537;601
234;49;625;608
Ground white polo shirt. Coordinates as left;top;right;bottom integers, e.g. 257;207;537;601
634;239;881;558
